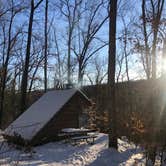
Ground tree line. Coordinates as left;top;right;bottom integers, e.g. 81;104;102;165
0;0;165;151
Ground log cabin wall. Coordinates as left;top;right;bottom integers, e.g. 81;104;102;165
31;92;91;145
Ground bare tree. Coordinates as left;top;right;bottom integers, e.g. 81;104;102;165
119;15;132;81
52;27;65;84
150;0;165;78
0;0;24;125
86;56;107;85
28;35;44;93
131;0;165;79
141;0;151;79
71;0;108;85
20;0;43;112
140;0;165;79
56;0;83;84
44;0;48;92
108;0;118;149
116;52;124;82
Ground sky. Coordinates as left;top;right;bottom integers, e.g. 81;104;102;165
1;0;165;89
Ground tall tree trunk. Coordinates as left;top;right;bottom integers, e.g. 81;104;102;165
28;54;44;93
20;0;43;112
142;0;150;79
108;0;118;149
20;0;35;112
151;30;158;79
124;28;129;81
67;31;72;84
151;0;165;79
44;0;48;92
11;67;17;120
0;9;13;126
54;30;61;80
78;60;83;86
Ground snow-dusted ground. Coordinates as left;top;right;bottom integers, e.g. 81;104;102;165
0;133;146;166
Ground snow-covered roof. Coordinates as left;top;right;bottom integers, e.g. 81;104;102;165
5;89;89;141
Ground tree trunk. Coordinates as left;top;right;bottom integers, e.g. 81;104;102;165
44;0;48;92
142;0;150;79
28;56;44;93
108;0;118;149
11;67;17;119
67;31;72;84
54;29;61;80
20;0;35;112
124;28;129;81
0;10;13;126
151;0;164;79
151;30;157;79
78;59;83;85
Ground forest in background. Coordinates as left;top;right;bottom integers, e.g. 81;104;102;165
0;0;165;118
0;0;166;164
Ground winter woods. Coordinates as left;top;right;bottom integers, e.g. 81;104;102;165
0;0;166;159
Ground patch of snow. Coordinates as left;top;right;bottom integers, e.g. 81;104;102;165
62;128;92;133
0;133;147;166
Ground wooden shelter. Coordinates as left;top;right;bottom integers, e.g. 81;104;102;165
4;89;91;145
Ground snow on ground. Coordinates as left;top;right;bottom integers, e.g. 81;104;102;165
0;133;146;166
